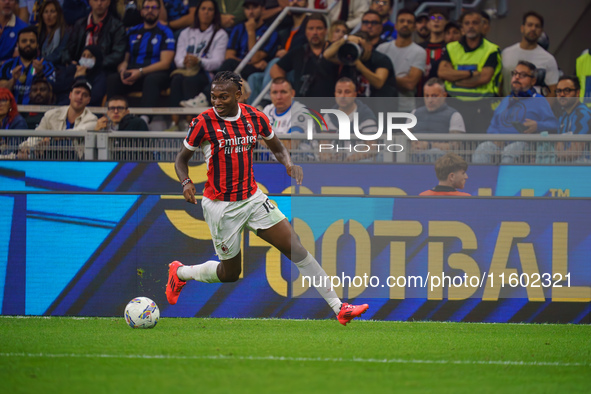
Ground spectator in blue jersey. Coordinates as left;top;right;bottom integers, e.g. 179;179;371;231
369;0;395;42
169;0;228;108
473;61;559;164
160;0;198;31
218;0;279;79
555;76;591;162
38;0;69;67
63;0;126;73
1;0;28;64
107;0;175;108
0;27;56;104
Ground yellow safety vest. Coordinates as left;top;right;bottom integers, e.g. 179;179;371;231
576;49;591;108
445;38;502;101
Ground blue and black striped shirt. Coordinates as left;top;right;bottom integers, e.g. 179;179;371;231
558;102;591;134
0;57;55;104
127;22;176;69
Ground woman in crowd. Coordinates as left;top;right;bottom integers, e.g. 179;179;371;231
38;0;69;66
169;0;228;121
57;45;106;106
0;88;27;130
329;20;350;43
0;88;28;159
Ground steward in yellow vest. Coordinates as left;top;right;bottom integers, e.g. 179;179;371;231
438;11;501;99
576;49;591;108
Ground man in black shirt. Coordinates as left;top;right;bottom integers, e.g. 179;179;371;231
324;31;398;100
270;14;338;97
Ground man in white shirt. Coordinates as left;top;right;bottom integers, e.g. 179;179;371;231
501;11;559;96
19;79;97;159
376;8;426;111
262;77;314;160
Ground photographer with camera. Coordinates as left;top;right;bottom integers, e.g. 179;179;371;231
323;31;397;102
270;14;337;97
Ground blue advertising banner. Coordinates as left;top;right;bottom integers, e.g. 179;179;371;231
0;192;589;323
1;162;590;197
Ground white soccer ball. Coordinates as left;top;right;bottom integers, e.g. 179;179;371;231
124;297;160;329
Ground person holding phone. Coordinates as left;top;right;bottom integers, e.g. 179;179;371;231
472;60;558;164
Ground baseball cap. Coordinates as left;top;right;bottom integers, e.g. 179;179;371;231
71;79;92;94
243;0;264;7
416;12;429;21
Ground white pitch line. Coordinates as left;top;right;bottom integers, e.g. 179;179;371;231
0;353;587;367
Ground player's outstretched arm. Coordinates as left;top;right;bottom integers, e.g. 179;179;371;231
175;146;197;204
265;135;303;185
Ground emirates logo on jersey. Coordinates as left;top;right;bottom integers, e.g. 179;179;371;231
219;135;257;154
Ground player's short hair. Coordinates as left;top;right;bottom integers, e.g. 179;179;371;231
106;96;129;108
522;11;544;28
424;77;446;91
362;10;381;20
459;10;482;25
517;60;536;73
396;8;415;22
18;26;38;41
558;75;581;91
212;71;243;92
480;10;491;23
434;153;468;181
336;77;357;88
271;77;292;88
306;13;328;29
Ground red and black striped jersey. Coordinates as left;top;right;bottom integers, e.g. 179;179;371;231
184;103;275;201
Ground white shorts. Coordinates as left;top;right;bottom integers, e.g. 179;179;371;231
201;189;286;260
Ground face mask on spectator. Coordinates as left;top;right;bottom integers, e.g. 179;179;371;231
79;58;96;69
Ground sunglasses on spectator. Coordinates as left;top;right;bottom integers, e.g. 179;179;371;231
108;106;128;112
510;71;534;79
556;88;577;95
143;5;159;11
362;20;381;26
430;15;445;20
372;0;388;5
0;99;10;104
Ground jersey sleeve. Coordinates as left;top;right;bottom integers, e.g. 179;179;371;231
164;27;176;51
0;60;12;80
184;116;209;151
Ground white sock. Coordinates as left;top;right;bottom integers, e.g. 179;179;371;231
177;260;221;283
294;252;342;315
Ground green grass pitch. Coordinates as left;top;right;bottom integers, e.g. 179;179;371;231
0;316;589;393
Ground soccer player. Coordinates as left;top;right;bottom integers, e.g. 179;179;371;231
167;71;369;325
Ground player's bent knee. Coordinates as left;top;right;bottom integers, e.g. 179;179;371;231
220;272;241;283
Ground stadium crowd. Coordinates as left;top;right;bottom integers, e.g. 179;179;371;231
0;0;590;161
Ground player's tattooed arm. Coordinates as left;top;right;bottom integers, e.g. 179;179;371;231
175;146;198;204
265;135;303;185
